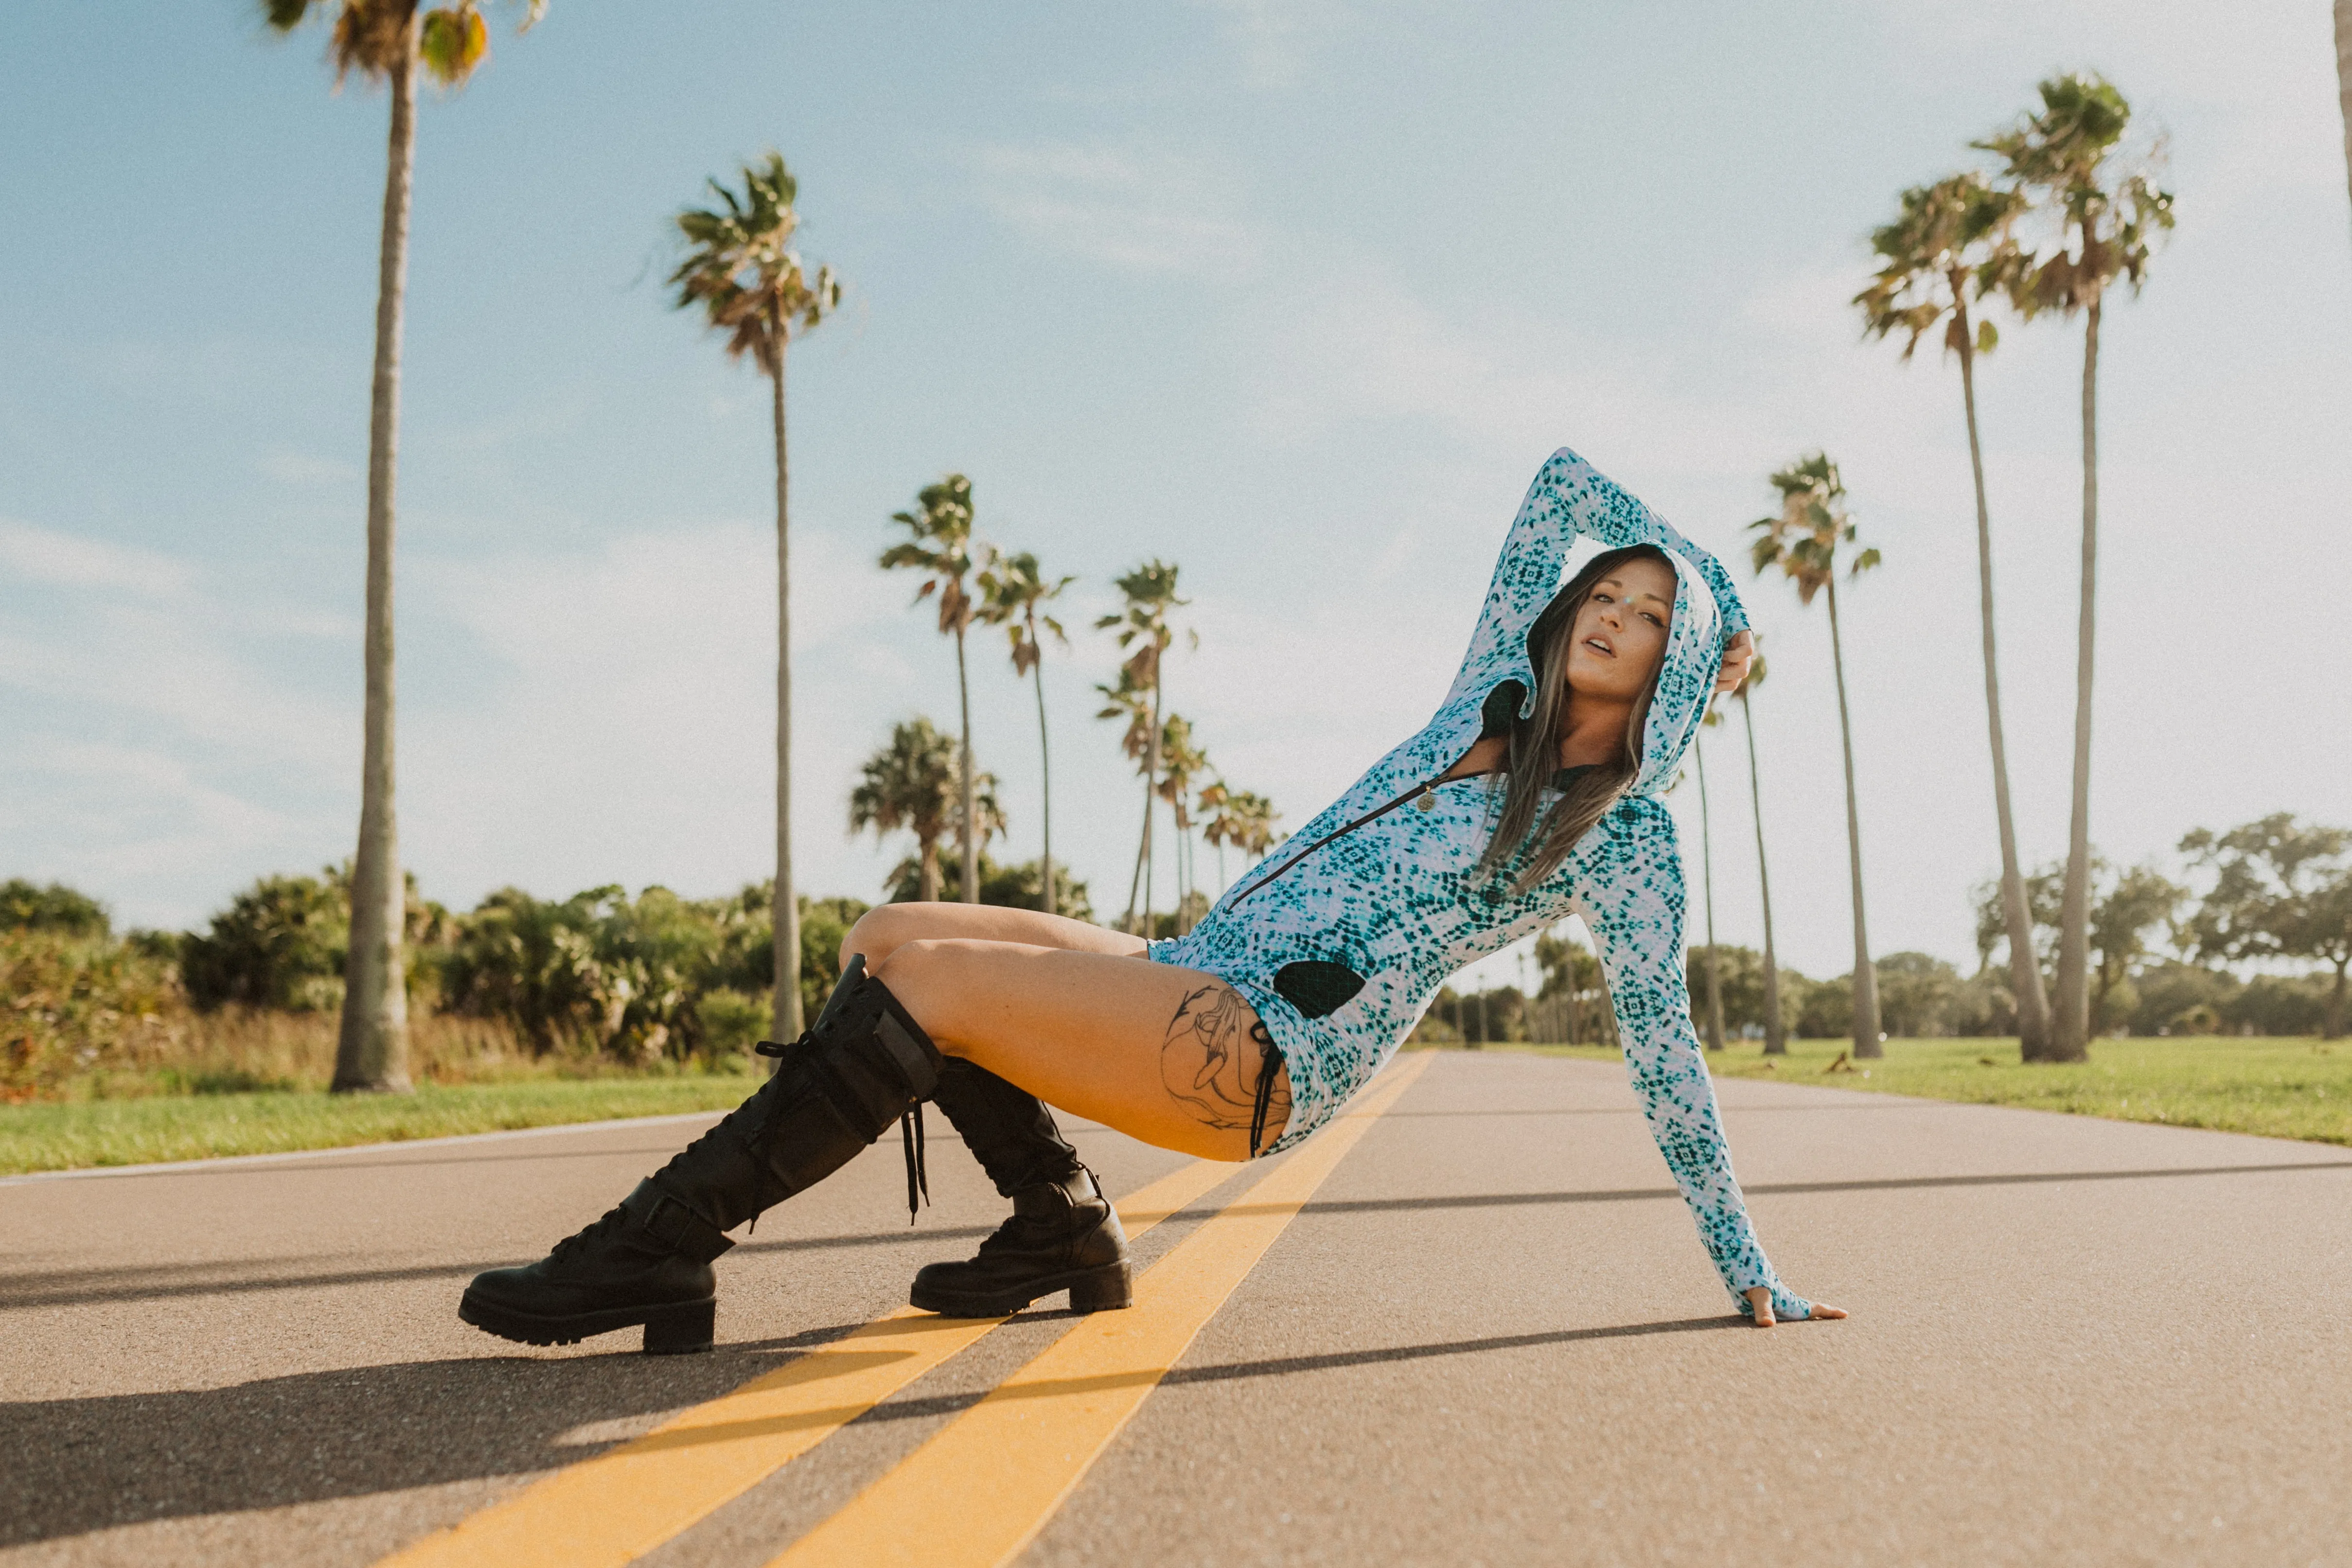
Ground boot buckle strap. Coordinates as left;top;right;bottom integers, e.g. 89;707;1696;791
874;1012;940;1098
624;1179;735;1263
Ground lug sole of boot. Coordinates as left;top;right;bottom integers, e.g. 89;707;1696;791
909;1261;1132;1318
459;1288;717;1355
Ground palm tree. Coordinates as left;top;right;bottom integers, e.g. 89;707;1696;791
881;476;984;911
849;718;989;904
263;0;546;1093
671;151;841;1043
1978;74;2174;1062
1694;715;1728;1053
976;549;1073;915
1751;453;1885;1058
2337;1;2352;238
1152;714;1210;933
1733;655;1786;1056
1855;170;2053;1060
1197;778;1231;894
1201;782;1280;896
1096;561;1189;934
1231;791;1282;861
1092;668;1158;933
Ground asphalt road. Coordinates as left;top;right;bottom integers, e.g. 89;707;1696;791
6;1050;2350;1567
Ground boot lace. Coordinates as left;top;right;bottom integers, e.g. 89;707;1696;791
753;1033;930;1226
548;1204;628;1262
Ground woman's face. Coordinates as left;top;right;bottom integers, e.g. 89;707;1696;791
1562;555;1677;700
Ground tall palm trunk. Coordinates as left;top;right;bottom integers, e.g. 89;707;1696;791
1824;578;1882;1057
955;625;978;904
2051;298;2101;1062
1123;774;1150;933
770;349;803;1041
1695;735;1726;1052
1740;696;1786;1056
917;835;942;904
2337;0;2352;239
1124;680;1164;935
1031;650;1055;915
1954;294;2054;1059
333;28;418;1093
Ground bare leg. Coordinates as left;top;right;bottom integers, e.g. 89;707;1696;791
841;901;1144;972
873;938;1291;1163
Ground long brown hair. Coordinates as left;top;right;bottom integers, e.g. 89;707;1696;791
1475;544;1671;892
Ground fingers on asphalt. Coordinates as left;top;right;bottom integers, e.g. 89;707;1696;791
375;1053;1432;1568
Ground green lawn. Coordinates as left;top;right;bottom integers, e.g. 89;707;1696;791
0;1077;763;1177
13;1035;2346;1178
1496;1035;2352;1147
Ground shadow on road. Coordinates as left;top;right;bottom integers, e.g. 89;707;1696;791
12;1160;2344;1313
0;1321;868;1550
0;1226;999;1312
852;1314;1749;1427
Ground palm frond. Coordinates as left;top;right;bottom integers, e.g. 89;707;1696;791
418;6;487;85
670;150;837;373
328;0;417;81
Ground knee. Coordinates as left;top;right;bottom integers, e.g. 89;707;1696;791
867;937;965;1038
842;905;909;973
871;935;950;984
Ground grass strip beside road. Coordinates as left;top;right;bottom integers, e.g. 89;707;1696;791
1503;1035;2352;1147
0;1078;765;1175
374;1157;1243;1568
770;1051;1434;1568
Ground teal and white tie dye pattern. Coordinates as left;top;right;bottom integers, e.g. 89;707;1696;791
1148;446;1810;1320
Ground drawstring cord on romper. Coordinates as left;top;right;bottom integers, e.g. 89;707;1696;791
1248;1043;1282;1159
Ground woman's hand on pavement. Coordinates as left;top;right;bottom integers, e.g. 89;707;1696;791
1745;1286;1846;1326
1715;630;1757;696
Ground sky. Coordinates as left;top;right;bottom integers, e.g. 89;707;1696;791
3;0;2349;993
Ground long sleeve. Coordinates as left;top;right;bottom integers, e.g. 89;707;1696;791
1577;803;1809;1320
1442;448;1752;714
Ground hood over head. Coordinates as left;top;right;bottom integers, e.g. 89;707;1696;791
1618;548;1723;797
1438;444;1748;803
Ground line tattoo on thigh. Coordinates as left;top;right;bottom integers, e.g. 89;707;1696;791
1161;984;1289;1133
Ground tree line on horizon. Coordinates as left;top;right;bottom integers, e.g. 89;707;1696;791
7;795;2343;1101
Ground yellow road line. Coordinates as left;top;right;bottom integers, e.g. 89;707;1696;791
377;1156;1239;1568
767;1052;1434;1568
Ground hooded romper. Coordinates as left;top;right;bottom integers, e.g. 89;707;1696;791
1148;446;1811;1319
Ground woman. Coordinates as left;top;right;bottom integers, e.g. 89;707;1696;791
460;447;1843;1355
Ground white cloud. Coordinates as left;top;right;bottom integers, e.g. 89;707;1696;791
0;518;195;600
964;142;1264;279
1194;0;1353;88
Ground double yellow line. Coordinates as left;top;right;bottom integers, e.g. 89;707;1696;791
382;1053;1430;1568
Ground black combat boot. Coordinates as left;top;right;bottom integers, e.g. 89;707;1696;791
460;956;942;1354
909;1058;1131;1317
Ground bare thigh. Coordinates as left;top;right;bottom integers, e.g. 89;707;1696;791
841;902;1144;972
872;938;1291;1163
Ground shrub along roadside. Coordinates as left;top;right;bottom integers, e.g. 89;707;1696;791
1;1077;763;1176
2;876;881;1101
